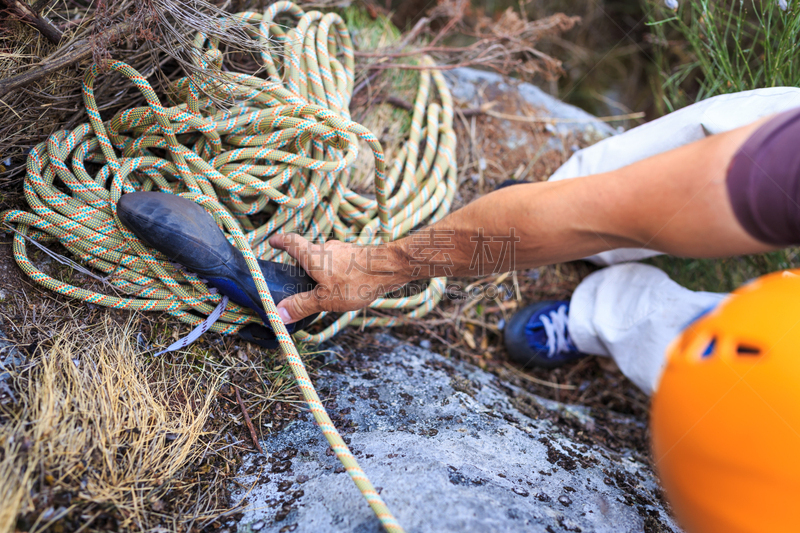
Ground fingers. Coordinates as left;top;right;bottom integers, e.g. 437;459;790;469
269;234;345;262
269;233;310;266
268;235;365;325
276;291;323;324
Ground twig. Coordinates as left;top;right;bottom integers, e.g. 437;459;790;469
485;109;646;124
480;300;518;314
503;362;577;390
0;19;140;98
365;59;493;72
234;385;264;454
351;17;430;99
351;70;381;99
30;0;56;13
355;41;486;58
0;0;63;44
370;95;414;112
428;11;462;48
3;223;113;286
396;16;430;49
457;102;643;122
459;107;486;118
71;509;102;533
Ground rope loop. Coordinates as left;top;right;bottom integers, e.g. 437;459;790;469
2;4;458;530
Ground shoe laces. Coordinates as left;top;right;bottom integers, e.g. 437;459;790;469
539;304;573;357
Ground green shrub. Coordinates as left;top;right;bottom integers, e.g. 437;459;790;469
642;0;800;291
647;0;800;113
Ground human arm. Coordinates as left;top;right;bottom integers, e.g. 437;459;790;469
269;116;778;324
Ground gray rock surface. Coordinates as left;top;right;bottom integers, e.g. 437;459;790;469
232;338;679;533
0;319;24;403
0;318;24;383
443;68;617;138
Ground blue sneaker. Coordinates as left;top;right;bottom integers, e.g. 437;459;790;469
117;192;318;348
504;301;585;368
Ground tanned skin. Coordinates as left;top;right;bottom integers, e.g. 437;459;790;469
269;117;777;325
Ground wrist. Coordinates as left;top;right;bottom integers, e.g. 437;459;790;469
378;240;415;285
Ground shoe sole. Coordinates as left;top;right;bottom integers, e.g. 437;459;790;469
117;192;319;344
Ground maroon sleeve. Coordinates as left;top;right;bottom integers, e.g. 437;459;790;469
726;107;800;246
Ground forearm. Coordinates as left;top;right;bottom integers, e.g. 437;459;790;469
271;113;790;323
603;118;776;257
386;118;776;283
385;179;631;282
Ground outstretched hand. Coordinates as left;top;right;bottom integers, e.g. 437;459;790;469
268;234;408;325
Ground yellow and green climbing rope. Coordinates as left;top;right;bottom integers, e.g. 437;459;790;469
1;3;458;530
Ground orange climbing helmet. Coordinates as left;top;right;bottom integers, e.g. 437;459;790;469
651;269;800;533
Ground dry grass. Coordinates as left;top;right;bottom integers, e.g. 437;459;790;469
0;3;605;529
0;0;287;190
360;0;579;82
0;242;317;532
0;318;218;533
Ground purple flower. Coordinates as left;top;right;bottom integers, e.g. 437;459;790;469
665;0;679;9
778;0;788;11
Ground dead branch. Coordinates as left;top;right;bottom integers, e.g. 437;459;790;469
365;59;502;72
368;95;414;112
462;100;645;122
427;0;467;48
30;0;55;12
351;17;430;98
355;41;489;58
0;0;63;44
362;5;580;83
0;19;139;98
397;16;430;49
484;108;645;124
235;385;264;454
503;362;576;390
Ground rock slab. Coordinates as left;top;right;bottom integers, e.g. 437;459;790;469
232;338;680;533
444;67;617;138
0;318;24;383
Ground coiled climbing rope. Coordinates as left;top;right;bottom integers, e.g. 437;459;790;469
1;2;457;531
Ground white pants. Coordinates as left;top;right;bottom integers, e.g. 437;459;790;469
552;88;800;394
568;264;725;394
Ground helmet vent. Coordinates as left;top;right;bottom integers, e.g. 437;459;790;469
736;345;761;357
701;338;716;358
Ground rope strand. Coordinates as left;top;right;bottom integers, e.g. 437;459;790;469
2;4;458;531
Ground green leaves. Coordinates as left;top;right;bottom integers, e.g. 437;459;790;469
648;0;800;111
